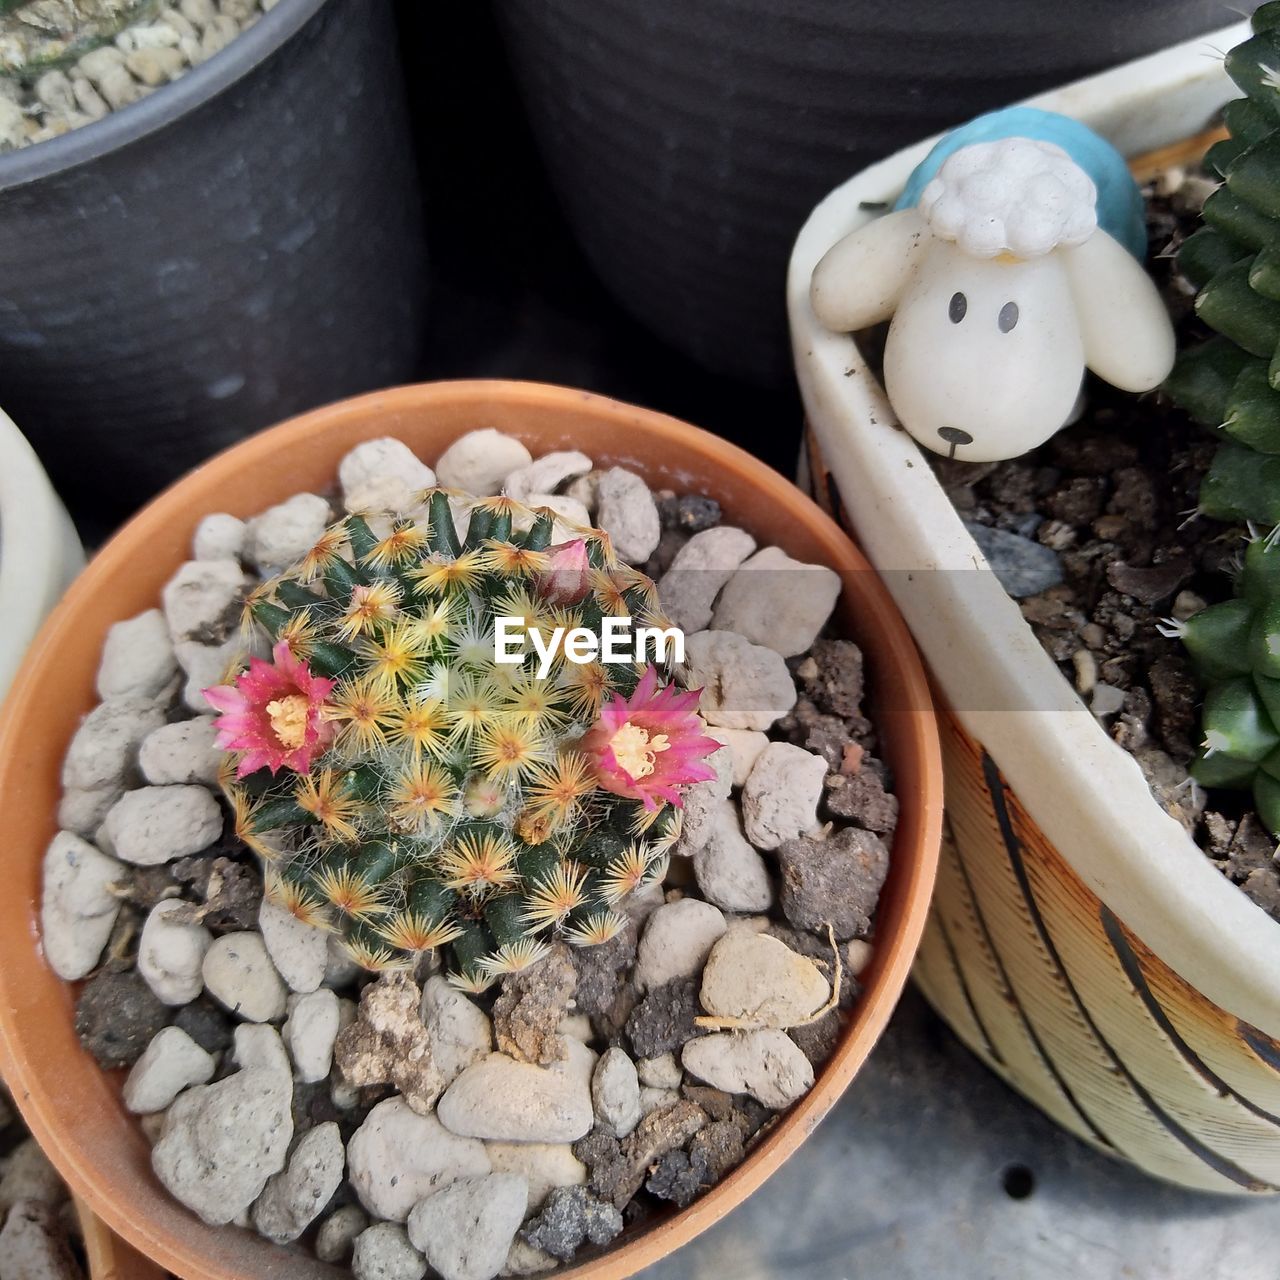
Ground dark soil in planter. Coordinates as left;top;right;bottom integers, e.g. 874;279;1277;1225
930;166;1280;919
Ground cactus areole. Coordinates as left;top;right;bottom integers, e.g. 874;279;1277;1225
204;493;719;990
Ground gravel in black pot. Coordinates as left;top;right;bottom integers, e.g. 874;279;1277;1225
0;0;426;525
496;0;1251;387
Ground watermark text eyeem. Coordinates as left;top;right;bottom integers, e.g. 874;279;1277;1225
495;616;684;679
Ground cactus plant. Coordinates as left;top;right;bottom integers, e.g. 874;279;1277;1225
204;490;719;990
0;0;158;76
1164;1;1280;835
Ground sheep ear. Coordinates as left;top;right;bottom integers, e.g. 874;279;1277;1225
1062;231;1176;393
810;209;928;332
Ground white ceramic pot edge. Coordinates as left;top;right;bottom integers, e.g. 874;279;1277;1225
0;410;84;701
785;22;1280;1032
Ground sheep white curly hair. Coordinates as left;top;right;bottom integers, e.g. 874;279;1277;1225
919;137;1099;261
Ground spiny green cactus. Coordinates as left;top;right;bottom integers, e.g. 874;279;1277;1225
208;490;710;991
1163;2;1280;835
0;0;158;76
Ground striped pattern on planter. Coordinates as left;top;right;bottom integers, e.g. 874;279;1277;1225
807;428;1280;1195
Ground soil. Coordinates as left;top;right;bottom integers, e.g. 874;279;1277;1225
932;164;1280;919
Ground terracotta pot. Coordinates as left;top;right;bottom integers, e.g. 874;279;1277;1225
0;380;942;1278
75;1199;167;1280
789;23;1280;1193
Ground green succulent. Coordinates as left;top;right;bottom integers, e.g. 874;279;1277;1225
1163;2;1280;834
210;491;703;992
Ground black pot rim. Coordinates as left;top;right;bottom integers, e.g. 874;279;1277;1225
0;0;328;193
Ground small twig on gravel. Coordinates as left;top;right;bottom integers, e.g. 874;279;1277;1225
693;924;843;1031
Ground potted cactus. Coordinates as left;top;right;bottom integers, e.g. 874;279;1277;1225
790;15;1280;1194
0;381;941;1279
0;0;426;525
203;505;713;987
1162;7;1280;833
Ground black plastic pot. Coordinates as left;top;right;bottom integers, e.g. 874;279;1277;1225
0;0;425;524
497;0;1249;387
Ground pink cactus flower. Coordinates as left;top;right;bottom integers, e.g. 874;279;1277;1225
204;641;337;778
536;538;592;605
579;665;719;809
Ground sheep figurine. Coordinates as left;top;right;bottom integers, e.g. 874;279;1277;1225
810;107;1176;462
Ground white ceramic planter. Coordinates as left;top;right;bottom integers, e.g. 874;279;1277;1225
788;22;1280;1193
0;411;83;700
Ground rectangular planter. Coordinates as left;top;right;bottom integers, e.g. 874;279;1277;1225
787;21;1280;1193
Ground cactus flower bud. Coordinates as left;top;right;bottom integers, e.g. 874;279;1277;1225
537;538;592;605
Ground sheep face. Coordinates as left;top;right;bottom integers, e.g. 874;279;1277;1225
883;240;1084;462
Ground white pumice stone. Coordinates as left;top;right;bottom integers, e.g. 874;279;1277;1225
595;467;660;564
192;512;246;562
258;898;328;993
162;559;246;643
138;898;213;1006
740;742;828;850
282;988;341;1083
711;546;841;658
96;609;177;700
338;438;437;514
123;1026;216;1114
202;932;289;1023
679;631;797;730
435;429;532;496
633;898;727;992
138;717;221;786
98;785;223;866
246;493;331;576
40;831;125;981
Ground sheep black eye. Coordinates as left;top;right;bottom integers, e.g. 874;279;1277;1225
949;292;967;323
999;301;1020;333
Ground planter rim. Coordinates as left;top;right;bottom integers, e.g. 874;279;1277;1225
785;22;1280;1032
0;0;327;192
0;406;82;697
0;379;943;1280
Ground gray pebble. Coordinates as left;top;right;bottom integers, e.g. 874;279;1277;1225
520;1186;623;1264
99;785;223;866
0;1141;65;1216
407;1173;527;1280
352;1223;426;1280
963;519;1064;598
596;467;660;564
61;698;166;794
138;717;221;787
96;609;177;700
316;1204;369;1264
252;1121;344;1244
